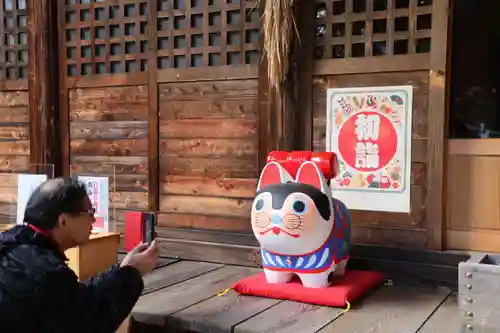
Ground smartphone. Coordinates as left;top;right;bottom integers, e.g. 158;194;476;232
142;212;156;244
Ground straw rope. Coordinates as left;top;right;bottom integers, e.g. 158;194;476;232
259;0;299;99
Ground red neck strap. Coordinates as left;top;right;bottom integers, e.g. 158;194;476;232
27;224;53;239
27;224;67;259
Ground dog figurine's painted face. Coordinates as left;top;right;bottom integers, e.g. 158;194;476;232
251;161;334;255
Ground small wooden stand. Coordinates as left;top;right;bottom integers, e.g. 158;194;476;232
0;224;15;232
65;232;130;333
65;232;121;281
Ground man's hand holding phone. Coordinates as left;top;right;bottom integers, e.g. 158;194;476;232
120;240;159;276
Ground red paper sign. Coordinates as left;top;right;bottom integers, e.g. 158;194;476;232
338;111;397;173
328;86;412;212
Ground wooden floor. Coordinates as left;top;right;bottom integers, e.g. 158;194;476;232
126;257;460;333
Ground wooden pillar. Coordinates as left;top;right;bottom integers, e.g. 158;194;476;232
258;69;296;171
295;0;316;151
257;55;275;171
257;1;308;170
426;0;452;250
27;0;60;176
147;4;159;212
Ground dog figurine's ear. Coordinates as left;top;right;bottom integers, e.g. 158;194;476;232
295;161;330;195
256;162;294;191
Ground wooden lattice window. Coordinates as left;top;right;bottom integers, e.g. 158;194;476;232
156;0;260;69
63;0;149;76
0;0;28;80
315;0;433;59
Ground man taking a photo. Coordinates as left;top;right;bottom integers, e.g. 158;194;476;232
0;178;158;332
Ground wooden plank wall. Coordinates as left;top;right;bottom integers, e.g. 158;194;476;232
0;90;29;224
10;0;449;259
156;78;260;261
0;1;30;225
68;86;149;227
158;80;258;229
313;72;429;248
59;0;153;229
310;0;447;250
56;0;262;262
443;1;500;252
445;149;500;252
4;0;451;259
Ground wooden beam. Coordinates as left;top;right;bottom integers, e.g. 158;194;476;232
147;4;159;212
257;58;272;172
56;0;70;178
280;72;297;151
28;0;61;175
157;65;257;83
65;73;148;89
426;0;452;250
295;0;316;150
313;54;430;75
448;139;500;156
257;0;275;171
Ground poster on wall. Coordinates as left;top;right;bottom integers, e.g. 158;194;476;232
78;176;109;233
17;174;48;225
326;85;413;213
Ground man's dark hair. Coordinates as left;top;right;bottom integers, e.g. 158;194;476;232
23;178;89;230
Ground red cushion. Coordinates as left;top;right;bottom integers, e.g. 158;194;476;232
232;270;386;307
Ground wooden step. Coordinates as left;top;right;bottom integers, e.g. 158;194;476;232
130;260;455;333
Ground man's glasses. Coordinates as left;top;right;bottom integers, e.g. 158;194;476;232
80;208;96;217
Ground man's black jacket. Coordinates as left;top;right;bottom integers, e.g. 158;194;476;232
0;226;144;333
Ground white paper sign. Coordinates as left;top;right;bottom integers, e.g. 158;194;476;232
17;174;48;225
326;85;413;213
78;176;109;233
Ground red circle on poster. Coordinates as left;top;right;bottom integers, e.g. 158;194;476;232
338;111;397;172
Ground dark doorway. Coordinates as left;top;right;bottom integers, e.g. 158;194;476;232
449;0;500;138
